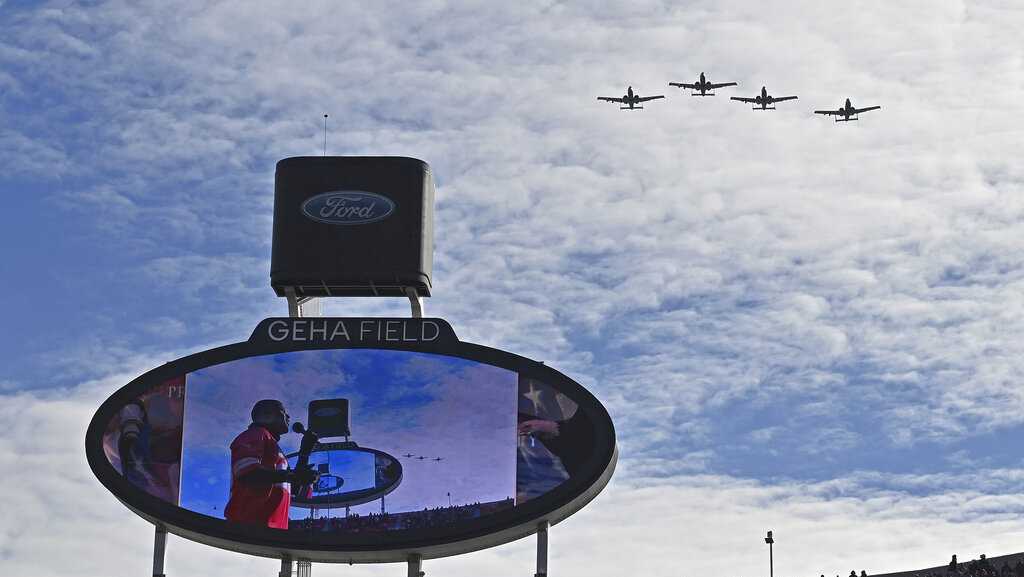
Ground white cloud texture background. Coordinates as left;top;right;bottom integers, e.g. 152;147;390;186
2;1;1024;575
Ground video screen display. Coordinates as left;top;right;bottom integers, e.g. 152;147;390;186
101;376;186;504
103;349;593;534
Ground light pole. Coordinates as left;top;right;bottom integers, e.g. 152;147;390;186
765;530;774;577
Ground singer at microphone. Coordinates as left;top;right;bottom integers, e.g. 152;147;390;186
224;399;319;530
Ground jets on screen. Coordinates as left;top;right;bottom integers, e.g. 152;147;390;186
598;71;881;123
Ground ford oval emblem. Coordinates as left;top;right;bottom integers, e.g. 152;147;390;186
300;191;396;225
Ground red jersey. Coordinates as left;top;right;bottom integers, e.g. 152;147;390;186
224;426;291;529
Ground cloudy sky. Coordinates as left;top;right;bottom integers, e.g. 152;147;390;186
2;0;1024;575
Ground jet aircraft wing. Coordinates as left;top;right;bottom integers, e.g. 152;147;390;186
730;96;757;103
814;110;840;116
669;82;698;89
597;97;625;103
635;95;665;102
853;105;881;114
708;82;738;89
773;96;798;102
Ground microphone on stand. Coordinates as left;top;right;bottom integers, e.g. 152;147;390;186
291;422;319;497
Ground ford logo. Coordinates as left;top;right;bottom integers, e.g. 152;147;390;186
300;191;395;225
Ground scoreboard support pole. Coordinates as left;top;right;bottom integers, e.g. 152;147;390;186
535;521;549;577
408;554;424;577
284;286;422;317
152;525;167;577
284;287;321;318
279;557;292;577
404;287;424;318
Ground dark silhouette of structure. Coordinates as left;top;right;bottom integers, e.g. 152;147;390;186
669;72;738;96
846;551;1024;577
814;98;881;122
597;86;665;110
730;86;799;110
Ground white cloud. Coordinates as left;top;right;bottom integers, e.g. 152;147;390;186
5;374;1024;576
3;0;1024;573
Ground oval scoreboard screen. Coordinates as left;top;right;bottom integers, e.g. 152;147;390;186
85;318;617;563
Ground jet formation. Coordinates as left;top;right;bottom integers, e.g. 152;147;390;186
401;453;446;462
597;71;880;123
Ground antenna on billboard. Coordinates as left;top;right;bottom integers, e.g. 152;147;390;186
322;114;328;157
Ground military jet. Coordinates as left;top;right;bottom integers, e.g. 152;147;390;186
730;86;798;110
403;453;415;458
814;98;881;122
669;72;737;96
597;86;665;110
433;457;444;462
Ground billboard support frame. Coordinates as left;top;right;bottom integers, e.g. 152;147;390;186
535;521;549;577
285;286;321;318
407;554;424;577
152;525;167;577
404;286;424;318
285;285;424;318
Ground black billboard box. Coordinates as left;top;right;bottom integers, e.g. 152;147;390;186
271;156;434;298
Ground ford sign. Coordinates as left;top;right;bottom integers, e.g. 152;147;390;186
300;191;396;225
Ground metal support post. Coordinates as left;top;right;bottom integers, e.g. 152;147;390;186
404;286;424;318
535;521;549;577
285;287;300;317
407;554;424;577
284;287;320;318
297;560;312;577
152;525;167;577
299;296;321;317
279;557;293;577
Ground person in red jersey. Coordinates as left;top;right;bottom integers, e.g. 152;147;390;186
224;399;318;529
